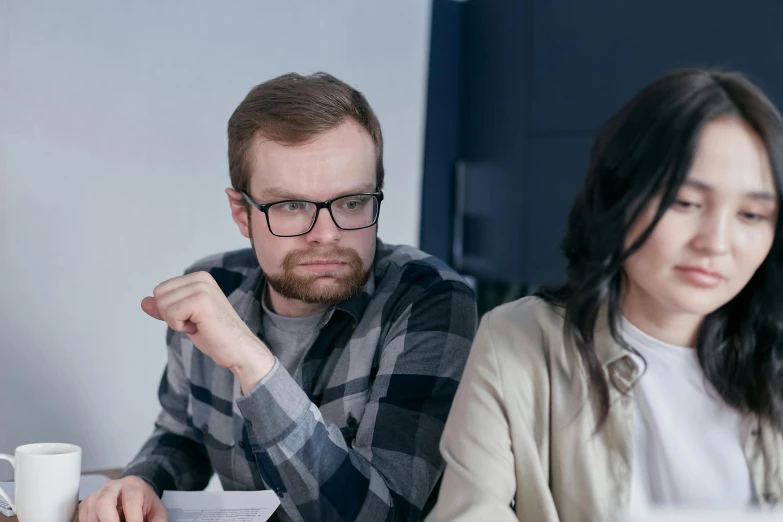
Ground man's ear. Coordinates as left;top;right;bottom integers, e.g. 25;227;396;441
226;188;251;239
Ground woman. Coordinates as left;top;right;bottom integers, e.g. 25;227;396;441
427;69;783;521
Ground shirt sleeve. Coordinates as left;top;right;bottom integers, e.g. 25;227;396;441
122;327;214;496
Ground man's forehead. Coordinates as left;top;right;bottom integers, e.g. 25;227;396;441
249;119;375;166
246;125;377;200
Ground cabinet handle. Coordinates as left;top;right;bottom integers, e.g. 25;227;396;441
452;159;467;271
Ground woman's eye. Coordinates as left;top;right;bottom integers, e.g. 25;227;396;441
675;200;700;209
740;211;767;222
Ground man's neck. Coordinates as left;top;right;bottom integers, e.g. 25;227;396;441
265;284;329;318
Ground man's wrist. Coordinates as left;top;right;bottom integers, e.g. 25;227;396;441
230;339;277;393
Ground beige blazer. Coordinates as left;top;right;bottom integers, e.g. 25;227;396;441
427;297;783;522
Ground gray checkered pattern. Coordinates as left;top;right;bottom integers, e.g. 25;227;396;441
123;240;477;521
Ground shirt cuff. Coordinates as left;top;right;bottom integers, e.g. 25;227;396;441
121;462;170;497
235;358;312;448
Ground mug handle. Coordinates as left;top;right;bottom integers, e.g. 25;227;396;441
0;454;15;512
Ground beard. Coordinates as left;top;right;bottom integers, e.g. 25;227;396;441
247;212;370;305
265;245;369;304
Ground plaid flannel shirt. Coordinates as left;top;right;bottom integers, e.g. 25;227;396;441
123;240;477;521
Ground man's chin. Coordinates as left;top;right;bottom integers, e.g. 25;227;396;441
299;278;359;303
268;275;363;305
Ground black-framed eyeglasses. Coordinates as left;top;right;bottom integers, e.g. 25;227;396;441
242;191;384;237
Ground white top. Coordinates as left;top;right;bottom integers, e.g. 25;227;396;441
621;317;755;512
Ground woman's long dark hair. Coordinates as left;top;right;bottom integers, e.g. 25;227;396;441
537;69;783;428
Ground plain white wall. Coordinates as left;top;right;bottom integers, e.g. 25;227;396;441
0;0;432;479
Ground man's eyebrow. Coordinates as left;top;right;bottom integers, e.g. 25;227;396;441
259;183;377;201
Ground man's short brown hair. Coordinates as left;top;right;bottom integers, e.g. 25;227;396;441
228;72;384;196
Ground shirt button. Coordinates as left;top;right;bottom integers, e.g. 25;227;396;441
201;423;209;433
238;440;245;449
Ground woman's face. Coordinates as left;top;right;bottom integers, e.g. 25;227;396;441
623;117;778;327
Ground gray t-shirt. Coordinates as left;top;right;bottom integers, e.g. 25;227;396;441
261;286;325;383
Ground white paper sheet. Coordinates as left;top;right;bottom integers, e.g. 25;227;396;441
0;473;109;516
621;509;783;521
0;492;12;517
162;490;281;522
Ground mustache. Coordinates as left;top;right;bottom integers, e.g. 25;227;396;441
281;247;363;270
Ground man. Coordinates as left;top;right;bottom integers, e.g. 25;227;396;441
80;72;477;522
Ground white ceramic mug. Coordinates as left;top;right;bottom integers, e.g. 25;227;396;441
0;443;81;522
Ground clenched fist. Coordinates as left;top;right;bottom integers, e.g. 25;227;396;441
142;271;276;392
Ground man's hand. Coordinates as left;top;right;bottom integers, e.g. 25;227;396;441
142;271;276;391
78;476;166;522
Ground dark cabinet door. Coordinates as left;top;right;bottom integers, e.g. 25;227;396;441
530;0;783;132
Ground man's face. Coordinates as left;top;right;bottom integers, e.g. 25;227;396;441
229;119;379;306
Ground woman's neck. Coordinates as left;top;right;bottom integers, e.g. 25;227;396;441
621;284;704;348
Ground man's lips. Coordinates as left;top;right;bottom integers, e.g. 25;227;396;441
299;260;349;271
300;259;348;265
